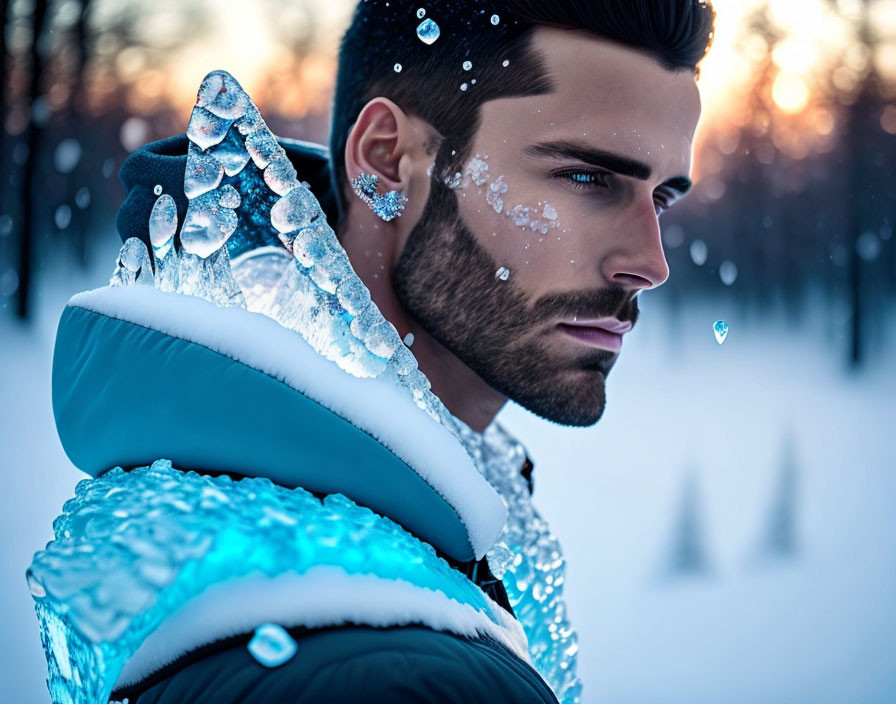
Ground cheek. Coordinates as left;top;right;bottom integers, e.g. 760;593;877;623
448;156;582;278
453;174;599;289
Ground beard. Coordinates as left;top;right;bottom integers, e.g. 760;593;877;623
392;174;637;427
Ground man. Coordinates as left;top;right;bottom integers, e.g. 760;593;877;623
29;1;713;702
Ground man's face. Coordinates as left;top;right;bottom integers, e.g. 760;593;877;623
393;27;702;426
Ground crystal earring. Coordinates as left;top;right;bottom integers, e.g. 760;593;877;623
350;172;408;222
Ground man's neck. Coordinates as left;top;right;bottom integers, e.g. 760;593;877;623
340;230;506;433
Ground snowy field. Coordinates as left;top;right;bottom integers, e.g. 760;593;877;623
2;241;894;703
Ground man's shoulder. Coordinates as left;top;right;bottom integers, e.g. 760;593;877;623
125;624;558;704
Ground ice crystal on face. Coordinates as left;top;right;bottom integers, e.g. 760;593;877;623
416;18;440;44
248;623;297;667
495;266;510;281
542;203;557;220
466;156;489;186
487;175;508;214
463;60;472;71
460;82;468;91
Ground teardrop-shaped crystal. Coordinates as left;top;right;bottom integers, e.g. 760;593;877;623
713;319;728;344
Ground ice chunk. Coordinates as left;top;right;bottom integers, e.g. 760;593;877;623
180;190;238;259
248;623;297;667
148;194;177;259
110;238;153;287
271;187;320;236
217;184;241;209
495;267;510;281
184;143;224;199
196;70;249;120
264;155;298;196
246;130;279;170
186;106;232;151
208;128;251;177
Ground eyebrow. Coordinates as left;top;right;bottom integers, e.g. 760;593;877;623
522;139;693;196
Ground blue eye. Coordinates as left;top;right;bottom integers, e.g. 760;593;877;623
554;169;610;190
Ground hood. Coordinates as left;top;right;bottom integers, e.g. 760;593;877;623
115;132;340;252
51;69;508;564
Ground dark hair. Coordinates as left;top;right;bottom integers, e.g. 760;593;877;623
328;0;716;230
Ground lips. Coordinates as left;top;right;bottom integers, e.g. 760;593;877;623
558;318;631;352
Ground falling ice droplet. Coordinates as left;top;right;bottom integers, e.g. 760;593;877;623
416;7;425;19
460;82;468;91
502;59;510;67
491;14;500;25
463;60;472;70
248;623;297;668
153;184;162;196
393;63;402;72
495;266;510;281
713;320;729;344
416;18;440;45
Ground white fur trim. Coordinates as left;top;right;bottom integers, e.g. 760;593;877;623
66;285;507;560
113;565;531;690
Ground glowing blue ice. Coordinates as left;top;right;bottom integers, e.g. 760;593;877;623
713;320;729;344
416;18;440;45
248;623;298;667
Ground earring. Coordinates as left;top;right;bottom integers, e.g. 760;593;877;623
350;172;408;222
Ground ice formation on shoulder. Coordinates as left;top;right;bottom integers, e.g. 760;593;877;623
26;461;505;704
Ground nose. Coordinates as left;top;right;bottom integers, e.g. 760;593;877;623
599;203;670;291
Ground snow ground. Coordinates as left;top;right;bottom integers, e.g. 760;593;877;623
2;244;894;703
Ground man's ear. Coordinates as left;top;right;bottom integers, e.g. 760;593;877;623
344;97;410;195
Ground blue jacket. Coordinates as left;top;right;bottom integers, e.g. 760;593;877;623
28;70;562;704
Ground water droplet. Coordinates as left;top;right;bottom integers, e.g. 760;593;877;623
74;186;91;209
719;260;738;286
463;60;472;70
55;204;71;230
403;332;415;347
393;63;402;72
416;7;425;18
495;266;510;281
153;184;162;196
248;623;297;667
460;82;468;91
502;59;510;67
713;320;729;344
689;238;708;266
416;18;440;45
491;14;500;25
